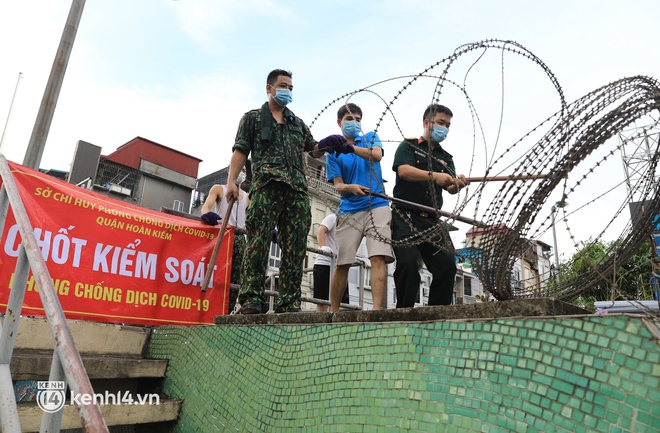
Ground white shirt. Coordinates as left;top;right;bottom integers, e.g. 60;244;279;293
315;213;338;266
212;185;247;229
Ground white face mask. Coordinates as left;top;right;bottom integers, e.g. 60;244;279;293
236;171;246;185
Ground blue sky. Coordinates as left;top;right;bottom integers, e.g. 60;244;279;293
1;0;659;255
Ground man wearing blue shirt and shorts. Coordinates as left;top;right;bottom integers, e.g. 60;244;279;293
326;103;394;312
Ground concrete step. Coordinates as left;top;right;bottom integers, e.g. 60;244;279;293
17;399;182;432
7;317;181;430
6;316;150;356
11;351;168;381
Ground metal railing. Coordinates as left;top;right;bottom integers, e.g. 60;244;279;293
303;246;365;311
0;153;108;432
226;245;367;313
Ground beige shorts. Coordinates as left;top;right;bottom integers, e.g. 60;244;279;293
335;205;394;266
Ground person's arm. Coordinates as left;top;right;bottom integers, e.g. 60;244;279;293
200;185;224;225
311;145;324;159
317;224;329;247
298;121;324;158
316;222;333;257
228;111;254;200
332;176;368;197
352;145;382;162
353;132;383;162
225;150;248;201
201;185;223;213
397;164;455;189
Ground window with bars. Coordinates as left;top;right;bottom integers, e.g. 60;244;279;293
464;277;472;296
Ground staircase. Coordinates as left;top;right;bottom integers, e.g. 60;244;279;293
9;316;181;432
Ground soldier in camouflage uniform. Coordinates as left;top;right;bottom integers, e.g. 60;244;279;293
225;69;348;314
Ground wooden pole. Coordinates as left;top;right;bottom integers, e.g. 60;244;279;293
201;197;236;292
466;173;551;182
367;191;488;228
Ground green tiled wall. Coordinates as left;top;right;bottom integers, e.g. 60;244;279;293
146;315;660;432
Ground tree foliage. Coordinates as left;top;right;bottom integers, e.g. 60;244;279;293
561;237;656;308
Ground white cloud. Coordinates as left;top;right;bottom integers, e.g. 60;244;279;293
169;0;296;51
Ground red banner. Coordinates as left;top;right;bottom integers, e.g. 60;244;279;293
0;162;232;325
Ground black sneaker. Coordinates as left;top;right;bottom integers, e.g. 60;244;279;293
239;302;265;315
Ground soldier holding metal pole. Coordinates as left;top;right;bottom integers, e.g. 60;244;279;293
224;69;347;314
391;103;469;308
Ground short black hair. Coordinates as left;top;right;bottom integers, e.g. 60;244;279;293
337;103;362;120
423;104;453;121
267;69;292;86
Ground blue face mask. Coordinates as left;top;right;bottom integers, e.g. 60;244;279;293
273;88;292;107
342;120;361;139
431;124;448;143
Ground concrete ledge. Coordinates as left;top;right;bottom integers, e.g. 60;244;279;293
213;298;588;325
214;311;333;325
11;351;168;380
5;317;151;356
18;398;181;432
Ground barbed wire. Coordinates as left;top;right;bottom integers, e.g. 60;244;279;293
473;76;660;300
306;38;660;303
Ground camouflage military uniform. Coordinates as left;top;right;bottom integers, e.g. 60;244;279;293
232;102;316;312
228;233;246;312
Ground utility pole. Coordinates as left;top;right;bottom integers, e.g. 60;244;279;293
0;72;23;152
22;0;86;170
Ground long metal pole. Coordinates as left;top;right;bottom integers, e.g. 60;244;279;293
367;190;488;228
551;205;561;282
23;0;86;169
0;153;108;432
0;73;23;152
0;364;21;433
39;351;66;433
466;173;551;182
201;197;236;292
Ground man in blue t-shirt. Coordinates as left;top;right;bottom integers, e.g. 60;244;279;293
326;103;394;312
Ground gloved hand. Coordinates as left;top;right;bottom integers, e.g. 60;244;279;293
201;212;222;226
318;134;347;153
272;229;279;244
334;141;355;155
319;245;333;255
